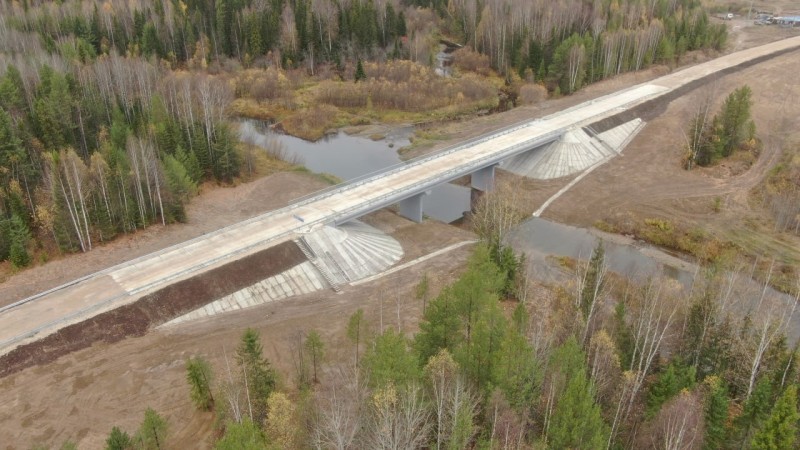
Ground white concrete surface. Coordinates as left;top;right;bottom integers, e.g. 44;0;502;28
502;118;645;179
161;260;323;326
2;36;799;356
161;220;403;326
301;221;404;284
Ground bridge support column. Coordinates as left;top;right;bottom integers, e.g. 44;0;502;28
471;164;497;192
399;191;429;223
470;164;497;212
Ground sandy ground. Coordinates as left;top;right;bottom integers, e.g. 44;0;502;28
542;48;800;254
1;18;799;449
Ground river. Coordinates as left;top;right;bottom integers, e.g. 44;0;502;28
239;120;798;341
239;120;472;223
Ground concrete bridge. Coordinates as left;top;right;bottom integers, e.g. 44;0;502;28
2;36;800;356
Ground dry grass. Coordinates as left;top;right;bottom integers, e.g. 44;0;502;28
316;60;497;113
230;60;501;141
278;104;361;141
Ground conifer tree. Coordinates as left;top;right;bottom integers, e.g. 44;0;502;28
704;376;730;450
304;330;324;384
236;328;277;423
9;214;31;268
547;336;610;449
136;408;168;450
646;359;696;417
185;356;214;411
354;59;366;82
751;384;799;450
105;426;132;450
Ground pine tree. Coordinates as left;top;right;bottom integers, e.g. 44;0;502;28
347;308;367;367
581;242;606;319
492;304;540;411
751;384;799;450
716;85;754;157
363;329;419;388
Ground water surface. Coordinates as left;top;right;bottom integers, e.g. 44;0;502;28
239;120;471;222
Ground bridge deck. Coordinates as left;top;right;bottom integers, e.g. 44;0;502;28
2;36;800;355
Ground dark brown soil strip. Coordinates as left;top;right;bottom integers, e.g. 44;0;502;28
0;241;306;378
587;45;800;133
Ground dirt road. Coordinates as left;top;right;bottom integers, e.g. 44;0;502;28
542;49;800;236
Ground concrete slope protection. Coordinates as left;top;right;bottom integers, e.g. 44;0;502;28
162;220;403;326
1;36;799;357
501;118;645;179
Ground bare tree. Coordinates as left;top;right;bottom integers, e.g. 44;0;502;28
588;330;623;409
742;264;798;399
364;383;431;450
647;390;704;450
424;350;479;450
609;277;684;447
471;178;525;245
312;367;364;450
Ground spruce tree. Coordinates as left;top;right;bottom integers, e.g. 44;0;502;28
9;214;31;268
736;377;774;444
703;376;730;450
751;384;799;450
646;359;696;418
354;59;366;82
547;337;610;449
236;328;277;423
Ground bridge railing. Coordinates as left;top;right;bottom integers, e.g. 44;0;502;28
288;119;540;207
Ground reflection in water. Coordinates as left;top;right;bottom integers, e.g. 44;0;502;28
239;120;471;223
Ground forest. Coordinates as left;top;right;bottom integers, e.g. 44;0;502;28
99;208;800;448
0;0;728;269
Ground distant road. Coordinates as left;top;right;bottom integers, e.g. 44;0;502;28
2;36;799;356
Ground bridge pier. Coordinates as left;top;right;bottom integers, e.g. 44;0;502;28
398;191;429;223
470;164;497;211
471;164;497;192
